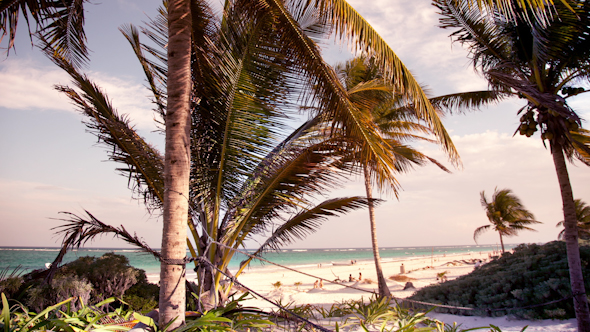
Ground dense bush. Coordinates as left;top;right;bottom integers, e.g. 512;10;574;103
16;253;159;311
409;241;590;319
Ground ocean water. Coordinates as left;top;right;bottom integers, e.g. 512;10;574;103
0;244;513;277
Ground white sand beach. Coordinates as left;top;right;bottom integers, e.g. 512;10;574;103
147;251;577;331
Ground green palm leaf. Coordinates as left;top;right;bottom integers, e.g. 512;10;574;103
1;0;89;68
47;50;164;210
241;196;379;267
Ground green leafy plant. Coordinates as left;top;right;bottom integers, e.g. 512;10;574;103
1;293;137;332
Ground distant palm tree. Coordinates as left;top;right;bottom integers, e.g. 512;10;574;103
475;188;541;253
557;199;590;241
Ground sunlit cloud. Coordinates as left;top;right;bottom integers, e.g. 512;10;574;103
0;58;159;131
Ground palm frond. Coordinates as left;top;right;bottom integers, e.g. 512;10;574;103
473;224;491;243
571;127;590;166
244;196;378;263
318;0;459;164
48;49;165;210
1;0;90;68
224;137;360;246
47;210;159;281
120;24;166;119
430;90;507;114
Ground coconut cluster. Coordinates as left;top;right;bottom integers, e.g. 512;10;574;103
518;108;580;141
518;111;538;137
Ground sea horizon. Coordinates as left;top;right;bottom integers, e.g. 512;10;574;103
1;243;518;277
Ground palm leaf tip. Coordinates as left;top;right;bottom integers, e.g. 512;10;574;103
246;196;378;259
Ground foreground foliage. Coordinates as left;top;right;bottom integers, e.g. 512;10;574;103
2;253;158;313
411;242;590;319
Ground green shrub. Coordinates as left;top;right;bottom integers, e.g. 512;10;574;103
123;281;159;313
409;241;590;319
59;253;139;302
26;274;93;312
16;253;154;310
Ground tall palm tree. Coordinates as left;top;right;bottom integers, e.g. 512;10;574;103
475;188;541;253
434;0;590;328
557;199;590;241
330;57;443;298
331;56;504;297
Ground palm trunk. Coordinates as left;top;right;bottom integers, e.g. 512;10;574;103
160;0;192;328
498;232;505;254
363;165;391;298
552;141;590;331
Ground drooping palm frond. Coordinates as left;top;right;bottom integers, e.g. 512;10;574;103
239;196;379;267
1;0;89;68
47;210;159;282
315;0;460;163
224;136;359;247
473;224;491;242
47;50;165;210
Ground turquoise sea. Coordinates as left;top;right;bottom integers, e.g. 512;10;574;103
0;244;515;277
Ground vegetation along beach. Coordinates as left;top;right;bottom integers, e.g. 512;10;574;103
1;0;590;331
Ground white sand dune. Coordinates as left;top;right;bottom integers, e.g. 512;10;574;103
148;251;577;331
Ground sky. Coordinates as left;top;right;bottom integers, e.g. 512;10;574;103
0;0;589;250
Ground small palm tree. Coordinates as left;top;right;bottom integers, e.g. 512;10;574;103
557;199;590;241
475;188;541;253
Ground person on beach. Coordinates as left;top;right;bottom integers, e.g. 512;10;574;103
474;260;482;269
313;280;319;288
349;274;353;282
359;272;362;281
319;279;324;288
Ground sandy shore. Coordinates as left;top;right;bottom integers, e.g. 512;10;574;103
147;251;577;331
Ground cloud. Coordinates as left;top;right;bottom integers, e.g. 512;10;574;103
287;130;590;248
0;58;71;111
0;58;159;131
345;0;488;95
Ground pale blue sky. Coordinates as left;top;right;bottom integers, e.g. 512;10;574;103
1;0;589;249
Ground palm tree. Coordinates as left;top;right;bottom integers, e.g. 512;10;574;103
434;0;590;328
46;1;394;311
330;57;443;298
475;188;541;253
331;56;505;298
557;199;590;241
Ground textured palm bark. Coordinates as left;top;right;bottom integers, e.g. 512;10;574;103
363;165;391;298
159;0;192;328
552;142;590;332
498;232;505;253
